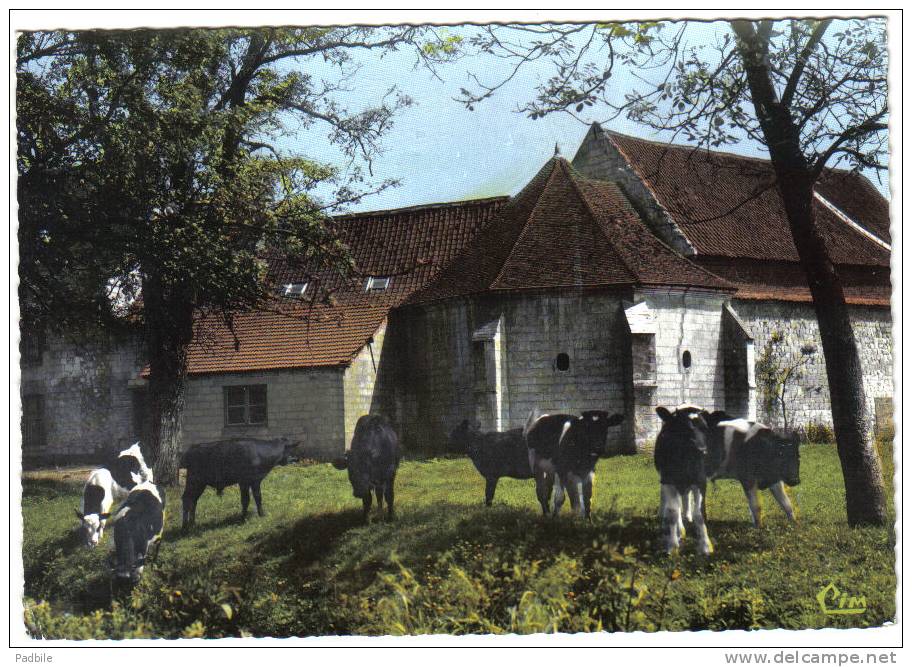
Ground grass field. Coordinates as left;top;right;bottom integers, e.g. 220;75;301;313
21;443;896;638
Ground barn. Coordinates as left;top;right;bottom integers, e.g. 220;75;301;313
19;125;893;464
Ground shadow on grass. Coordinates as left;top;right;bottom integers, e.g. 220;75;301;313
22;478;81;501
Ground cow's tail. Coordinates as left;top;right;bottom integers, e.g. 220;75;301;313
523;411;538;438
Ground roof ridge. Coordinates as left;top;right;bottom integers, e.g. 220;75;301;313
490;158;561;288
333;195;509;221
559;161;640;283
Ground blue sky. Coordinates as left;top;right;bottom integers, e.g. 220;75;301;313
281;21;889;213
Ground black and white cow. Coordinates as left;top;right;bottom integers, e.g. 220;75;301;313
654;405;714;554
333;415;400;521
75;468;129;547
109;442;154;490
180;438;299;529
704;413;801;527
524;410;627;518
449;420;532;506
654;405;802;554
110;481;166;588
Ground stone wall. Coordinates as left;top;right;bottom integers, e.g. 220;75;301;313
394;290;634;453
632;288;728;445
19;332;146;466
181;367;346;459
342;321;387;447
731;300;893;435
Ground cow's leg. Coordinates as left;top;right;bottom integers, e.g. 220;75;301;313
535;470;552;516
239;485;251;520
691;484;714;555
375;485;385;511
660;484;683;553
182;480;204;530
769;482;797;522
683;488;694;523
484;477;498;506
361;492;373;522
384;482;395;520
741;480;762;528
551;474;565;516
252;480;265;517
582;473;594;520
564;474;584;519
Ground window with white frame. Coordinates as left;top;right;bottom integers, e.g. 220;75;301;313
224;385;268;426
365;276;391;292
277;283;308;298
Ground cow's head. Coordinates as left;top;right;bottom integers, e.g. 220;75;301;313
74;509;110;548
577;411;627;456
331;452;369;498
449;420;483;457
655;405;711;456
280;439;303;465
110;509;147;586
768;433;801;488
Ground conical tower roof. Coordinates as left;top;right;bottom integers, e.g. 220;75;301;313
408;157;732;305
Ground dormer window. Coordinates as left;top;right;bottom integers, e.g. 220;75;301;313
277;283;308;298
365;276;391;292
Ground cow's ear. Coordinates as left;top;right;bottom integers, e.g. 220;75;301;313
331;457;348;470
605;413;624;427
99;512;111;520
655;407;673;422
74;509;84;520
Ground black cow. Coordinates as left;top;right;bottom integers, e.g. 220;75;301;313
654;405;714;554
332;415;400;521
110;482;165;589
704;414;801;527
180;438;298;529
449;420;532;506
525;410;627;518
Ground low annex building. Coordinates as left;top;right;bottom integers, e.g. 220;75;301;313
19;126;893;463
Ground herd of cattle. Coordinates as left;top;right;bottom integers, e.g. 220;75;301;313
72;407;800;590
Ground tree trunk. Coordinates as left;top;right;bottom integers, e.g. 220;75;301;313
775;174;886;526
143;273;194;486
732;21;887;526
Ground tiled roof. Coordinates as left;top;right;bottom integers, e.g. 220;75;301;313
183;197;507;374
407;157;732;305
604;130;890;266
696;258;891;306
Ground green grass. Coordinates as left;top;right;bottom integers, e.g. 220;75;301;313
21;443;895;638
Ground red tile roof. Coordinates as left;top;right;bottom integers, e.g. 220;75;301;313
183;197;507;374
604;131;890;266
696;258;891;307
407;158;733;305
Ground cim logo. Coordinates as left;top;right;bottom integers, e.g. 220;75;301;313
817;581;867;615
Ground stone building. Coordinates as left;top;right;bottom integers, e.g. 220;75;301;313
19;126;893;464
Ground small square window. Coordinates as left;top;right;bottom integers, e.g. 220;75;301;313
365;276;391;292
224;385;268;426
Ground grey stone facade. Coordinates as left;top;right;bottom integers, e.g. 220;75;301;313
732;300;893;434
19;332;147;465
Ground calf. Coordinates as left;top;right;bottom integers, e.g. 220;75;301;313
525;410;627;518
450;420;532;506
180;438;298;529
109;442;154;490
75;468;129;547
333;415;400;521
654;405;714;554
110;481;166;588
705;414;801;527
